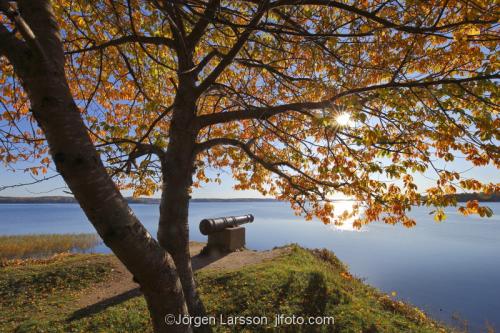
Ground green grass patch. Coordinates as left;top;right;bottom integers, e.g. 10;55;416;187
0;253;114;332
0;245;455;333
0;234;100;260
196;246;449;333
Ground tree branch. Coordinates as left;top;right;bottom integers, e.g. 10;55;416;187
65;34;174;55
195;137;345;195
0;0;47;61
197;73;499;128
0;173;61;192
269;0;496;34
196;0;269;95
186;0;220;49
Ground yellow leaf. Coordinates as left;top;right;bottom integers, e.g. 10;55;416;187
434;209;446;222
466;27;480;36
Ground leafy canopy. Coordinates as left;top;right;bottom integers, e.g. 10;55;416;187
0;0;499;227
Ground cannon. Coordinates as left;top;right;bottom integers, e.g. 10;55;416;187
199;214;254;235
199;214;254;253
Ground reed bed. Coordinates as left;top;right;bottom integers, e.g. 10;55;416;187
0;233;100;260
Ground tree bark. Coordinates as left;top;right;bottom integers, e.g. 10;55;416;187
157;80;208;329
2;2;191;332
159;154;203;319
158;115;205;319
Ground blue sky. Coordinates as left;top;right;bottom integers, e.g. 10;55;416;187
0;157;498;198
0;164;263;198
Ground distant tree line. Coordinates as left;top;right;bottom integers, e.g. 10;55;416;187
0;196;277;204
0;194;498;204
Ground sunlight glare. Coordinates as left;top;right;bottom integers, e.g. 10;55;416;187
327;201;365;232
335;112;353;127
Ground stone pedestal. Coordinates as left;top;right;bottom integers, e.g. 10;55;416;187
207;226;245;252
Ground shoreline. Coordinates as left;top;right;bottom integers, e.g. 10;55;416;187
1;193;498;204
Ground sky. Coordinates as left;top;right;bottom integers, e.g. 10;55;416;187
0;156;498;198
0;164;264;198
0;99;498;199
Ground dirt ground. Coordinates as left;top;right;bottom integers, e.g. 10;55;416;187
75;242;289;312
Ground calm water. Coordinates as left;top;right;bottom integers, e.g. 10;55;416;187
1;201;499;331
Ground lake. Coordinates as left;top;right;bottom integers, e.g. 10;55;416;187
1;201;499;331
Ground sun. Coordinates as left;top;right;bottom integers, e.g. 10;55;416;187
335;112;353;127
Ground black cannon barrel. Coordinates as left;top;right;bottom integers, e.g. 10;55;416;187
199;214;254;235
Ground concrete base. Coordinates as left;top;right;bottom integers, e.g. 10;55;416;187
207;226;245;252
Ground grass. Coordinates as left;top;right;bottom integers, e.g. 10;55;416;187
196;246;450;333
0;245;458;333
0;253;115;332
0;234;100;261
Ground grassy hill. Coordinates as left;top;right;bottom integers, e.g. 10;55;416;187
0;245;456;333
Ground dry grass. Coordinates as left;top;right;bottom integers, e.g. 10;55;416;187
0;234;100;260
